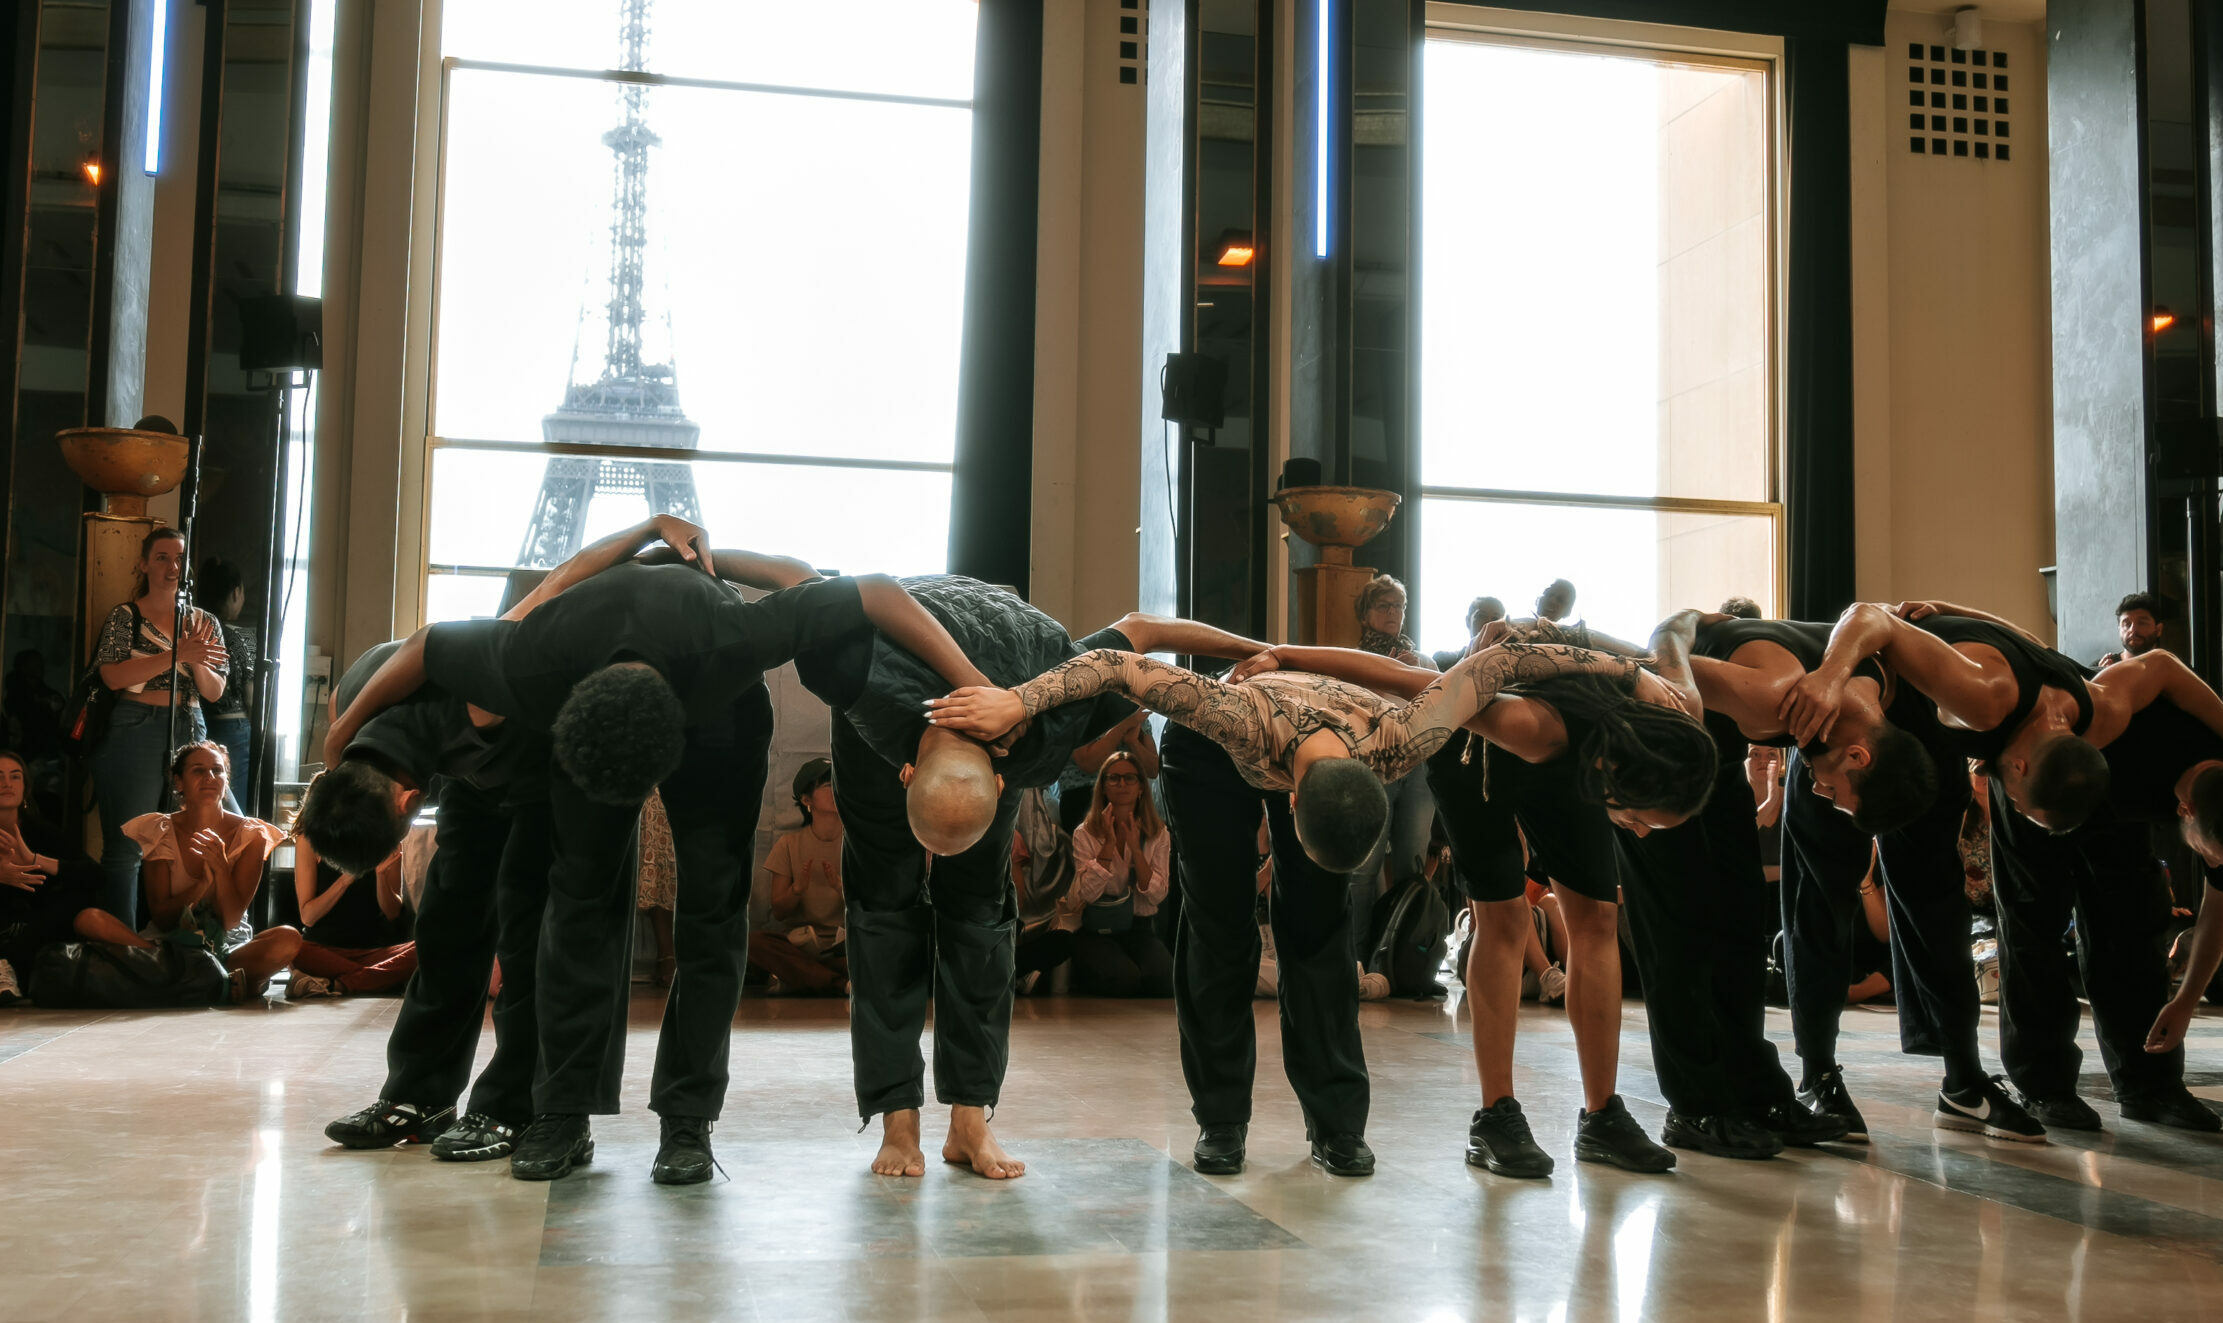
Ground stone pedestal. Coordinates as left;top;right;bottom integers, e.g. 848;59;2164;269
82;514;161;656
1293;550;1378;649
58;426;189;657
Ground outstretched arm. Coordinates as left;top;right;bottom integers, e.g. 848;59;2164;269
1898;599;2047;648
1377;643;1647;774
1784;602;2014;743
2150;881;2223;1053
503;513;713;621
1109;612;1272;661
638;545;820;592
1646;610;1704;718
2087;650;2223;744
930;650;1274;766
322;627;431;768
1229;645;1441;699
853;574;994;693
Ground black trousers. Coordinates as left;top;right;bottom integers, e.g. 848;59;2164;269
380;782;553;1126
1986;791;2181;1100
832;712;1020;1120
1072;928;1174;997
1614;756;1795;1119
1158;723;1368;1136
535;688;773;1119
1778;749;1983;1086
0;858;99;973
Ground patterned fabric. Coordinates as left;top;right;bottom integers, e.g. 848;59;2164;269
95;603;228;698
636;790;678;911
1358;625;1419;658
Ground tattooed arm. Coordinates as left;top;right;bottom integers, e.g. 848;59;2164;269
929;650;1277;767
1371;643;1645;778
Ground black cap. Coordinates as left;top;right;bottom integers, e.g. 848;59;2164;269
792;757;833;803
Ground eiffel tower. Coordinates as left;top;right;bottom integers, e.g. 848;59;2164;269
517;0;699;569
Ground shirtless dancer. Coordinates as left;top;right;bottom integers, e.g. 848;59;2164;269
1787;601;2223;1131
1666;611;2041;1143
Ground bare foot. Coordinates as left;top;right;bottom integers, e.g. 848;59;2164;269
872;1108;927;1177
941;1105;1025;1179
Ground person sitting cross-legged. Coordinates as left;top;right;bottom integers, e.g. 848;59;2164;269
749;758;848;996
71;741;297;1002
1066;751;1174;997
288;839;418;998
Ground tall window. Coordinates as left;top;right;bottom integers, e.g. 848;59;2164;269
1418;33;1778;651
423;0;978;621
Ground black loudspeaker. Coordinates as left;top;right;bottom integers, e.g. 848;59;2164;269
238;295;323;372
1279;457;1323;490
1160;351;1227;429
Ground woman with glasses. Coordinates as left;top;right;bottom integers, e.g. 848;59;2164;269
1066;752;1173;997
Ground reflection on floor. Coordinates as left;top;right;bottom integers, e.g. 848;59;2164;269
4;988;2221;1321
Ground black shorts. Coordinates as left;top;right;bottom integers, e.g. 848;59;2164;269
1425;733;1620;906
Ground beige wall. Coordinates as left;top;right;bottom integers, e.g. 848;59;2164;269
1851;9;2055;636
1030;0;1149;634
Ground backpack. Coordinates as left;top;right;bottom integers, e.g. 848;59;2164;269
61;604;141;758
29;938;229;1009
1365;874;1452;1000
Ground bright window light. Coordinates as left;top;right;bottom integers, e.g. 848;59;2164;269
144;0;167;175
1315;0;1329;258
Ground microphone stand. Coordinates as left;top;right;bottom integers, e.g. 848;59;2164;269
163;433;207;777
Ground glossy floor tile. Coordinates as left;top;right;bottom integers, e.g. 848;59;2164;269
4;988;2221;1321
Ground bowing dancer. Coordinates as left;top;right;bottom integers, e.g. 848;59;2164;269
929;635;1710;1175
789;582;1270;1180
1786;601;2223;1132
1667;611;2041;1144
1220;620;1713;1177
326;528;994;1185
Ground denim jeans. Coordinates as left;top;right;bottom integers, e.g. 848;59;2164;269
89;700;210;926
206;713;253;797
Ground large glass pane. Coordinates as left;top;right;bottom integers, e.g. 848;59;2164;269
425;447;952;606
1416;497;1776;654
1420;40;1769;502
442;0;977;101
432;68;971;465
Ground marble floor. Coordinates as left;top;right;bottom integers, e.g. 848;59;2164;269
4;988;2222;1322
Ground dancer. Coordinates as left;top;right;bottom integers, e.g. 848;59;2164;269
1674;611;2040;1143
1789;601;2223;1131
790;582;1268;1180
327;528;992;1185
1225;624;1699;1176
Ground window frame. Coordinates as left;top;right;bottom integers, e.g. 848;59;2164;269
1417;16;1788;619
412;49;976;616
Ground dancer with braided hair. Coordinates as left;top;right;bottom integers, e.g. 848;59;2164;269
1214;618;1710;1177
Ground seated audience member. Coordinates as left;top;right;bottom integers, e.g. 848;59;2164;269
71;742;297;1002
750;758;847;996
1054;706;1158;835
1352;575;1438;959
1846;849;1894;1006
1534;579;1578;625
1013;792;1081;995
1436;596;1508;672
1960;764;1994;910
0;749;101;1002
1066;752;1174;997
1520;879;1569;1005
288;838;417;998
1720;596;1764;620
2098;591;2169;668
639;790;678;987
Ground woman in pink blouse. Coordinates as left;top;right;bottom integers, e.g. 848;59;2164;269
1067;751;1173;997
71;741;299;1001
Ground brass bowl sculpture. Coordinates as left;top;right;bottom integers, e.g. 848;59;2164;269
1269;485;1402;564
58;426;188;517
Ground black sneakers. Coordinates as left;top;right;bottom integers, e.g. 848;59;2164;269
1466;1098;1554;1178
651;1114;719;1185
324;1100;454;1150
1934;1077;2048;1143
2120;1087;2223;1132
432;1113;518;1162
1661;1111;1783;1160
2019;1092;2103;1132
1573;1096;1676;1173
1193;1123;1248;1175
510;1113;594;1181
1309;1132;1376;1177
1762;1099;1852;1147
1797;1067;1868;1143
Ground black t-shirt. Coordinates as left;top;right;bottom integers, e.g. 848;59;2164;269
793;574;1133;789
424;563;866;730
302;859;415;948
337;641;525;793
1914;617;2092;763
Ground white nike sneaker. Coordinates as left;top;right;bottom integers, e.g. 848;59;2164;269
1538;964;1569;1005
1934;1076;2047;1143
